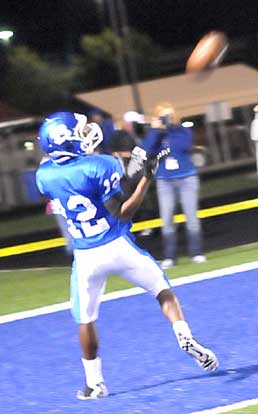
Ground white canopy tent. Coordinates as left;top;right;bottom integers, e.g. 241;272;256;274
75;63;258;122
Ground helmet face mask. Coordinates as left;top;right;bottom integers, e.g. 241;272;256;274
38;112;103;163
79;122;104;154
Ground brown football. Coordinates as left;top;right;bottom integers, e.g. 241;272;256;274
186;31;228;73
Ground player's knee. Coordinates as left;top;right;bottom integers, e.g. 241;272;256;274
71;307;98;324
156;288;177;306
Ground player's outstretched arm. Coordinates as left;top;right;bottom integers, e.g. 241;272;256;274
104;175;151;221
119;175;151;220
105;149;168;221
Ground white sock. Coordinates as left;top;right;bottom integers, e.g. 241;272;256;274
82;357;104;389
173;320;192;343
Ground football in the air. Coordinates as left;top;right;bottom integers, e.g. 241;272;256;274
186;31;228;73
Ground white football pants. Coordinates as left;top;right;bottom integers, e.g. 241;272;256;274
71;234;170;323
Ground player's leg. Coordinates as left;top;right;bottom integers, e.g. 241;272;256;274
71;253;108;399
79;322;98;360
156;179;177;268
179;175;206;262
156;288;218;371
117;236;218;371
78;323;108;399
156;287;184;322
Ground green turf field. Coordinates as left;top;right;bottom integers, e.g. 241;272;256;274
1;242;258;414
1;241;258;316
228;406;258;413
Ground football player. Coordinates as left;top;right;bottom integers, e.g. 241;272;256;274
36;112;218;400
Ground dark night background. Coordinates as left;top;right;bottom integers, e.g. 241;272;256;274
0;1;258;268
1;0;258;55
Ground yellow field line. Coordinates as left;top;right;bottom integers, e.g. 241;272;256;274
131;198;258;232
1;198;258;258
0;237;65;258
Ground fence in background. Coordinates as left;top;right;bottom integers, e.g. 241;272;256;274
0;107;256;211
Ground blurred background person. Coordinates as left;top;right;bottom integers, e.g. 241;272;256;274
45;199;73;255
250;104;258;174
108;112;156;228
40;155;73;256
119;110;146;147
143;102;206;269
108;128;139;199
88;109;115;153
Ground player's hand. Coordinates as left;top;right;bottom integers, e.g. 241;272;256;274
144;148;170;179
144;155;158;178
125;146;170;181
126;146;147;179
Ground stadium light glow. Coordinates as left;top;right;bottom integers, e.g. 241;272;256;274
24;141;35;151
0;30;14;41
182;121;194;128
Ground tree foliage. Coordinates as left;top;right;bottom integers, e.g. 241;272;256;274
2;47;76;115
1;30;165;114
77;28;164;90
76;29;123;90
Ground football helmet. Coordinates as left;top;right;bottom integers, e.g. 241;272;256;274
38;112;103;163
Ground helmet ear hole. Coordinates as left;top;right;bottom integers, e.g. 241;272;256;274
81;124;91;139
65;142;74;151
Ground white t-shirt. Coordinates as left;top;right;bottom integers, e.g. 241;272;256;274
250;117;258;142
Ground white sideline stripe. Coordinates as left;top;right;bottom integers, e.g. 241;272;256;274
191;397;258;413
1;260;258;325
0;302;71;324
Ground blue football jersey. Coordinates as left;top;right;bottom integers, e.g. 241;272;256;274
36;154;131;249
